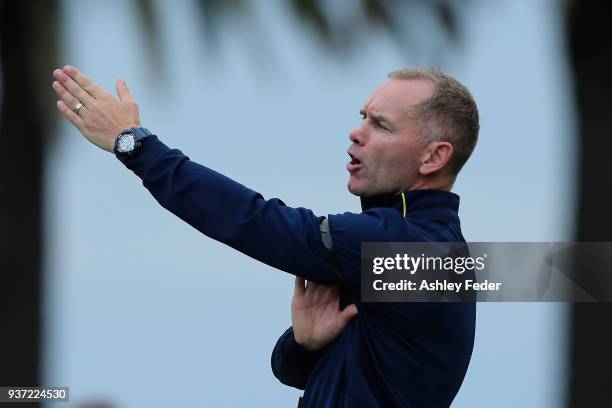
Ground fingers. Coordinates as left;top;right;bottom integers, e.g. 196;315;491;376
303;281;340;303
115;78;134;102
56;100;85;130
294;276;306;296
313;282;337;302
52;81;83;113
336;304;359;331
62;65;106;99
306;281;319;290
305;281;323;301
53;68;95;106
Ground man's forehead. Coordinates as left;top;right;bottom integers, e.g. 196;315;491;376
363;78;434;117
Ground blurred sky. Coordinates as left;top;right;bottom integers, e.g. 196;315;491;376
44;0;574;406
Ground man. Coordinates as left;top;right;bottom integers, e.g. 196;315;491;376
52;66;479;407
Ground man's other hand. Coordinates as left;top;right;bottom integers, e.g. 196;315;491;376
52;65;140;152
291;277;358;351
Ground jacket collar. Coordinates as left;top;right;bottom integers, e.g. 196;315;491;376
360;189;460;223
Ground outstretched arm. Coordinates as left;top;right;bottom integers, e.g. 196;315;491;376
52;66;340;283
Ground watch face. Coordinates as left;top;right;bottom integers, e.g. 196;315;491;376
117;133;136;153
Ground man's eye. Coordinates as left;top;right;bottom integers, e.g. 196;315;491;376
375;121;390;131
360;110;366;119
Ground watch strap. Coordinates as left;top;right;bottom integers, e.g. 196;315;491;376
130;127;152;142
114;127;153;159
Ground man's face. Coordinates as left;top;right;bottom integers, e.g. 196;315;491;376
346;78;434;196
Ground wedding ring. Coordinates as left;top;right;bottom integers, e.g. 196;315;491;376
73;101;84;114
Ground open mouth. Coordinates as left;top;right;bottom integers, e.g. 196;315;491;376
347;154;362;173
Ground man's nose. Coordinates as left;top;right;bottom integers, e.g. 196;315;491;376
349;127;364;145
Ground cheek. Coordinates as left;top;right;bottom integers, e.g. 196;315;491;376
375;144;406;168
374;143;421;178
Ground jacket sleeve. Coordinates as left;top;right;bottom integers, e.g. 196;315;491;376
119;135;339;283
271;326;325;390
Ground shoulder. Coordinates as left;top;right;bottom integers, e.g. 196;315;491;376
328;207;464;245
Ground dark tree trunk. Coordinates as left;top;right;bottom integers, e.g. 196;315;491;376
0;1;57;405
567;1;612;407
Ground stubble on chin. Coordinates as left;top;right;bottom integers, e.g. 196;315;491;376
349;177;376;197
347;177;362;196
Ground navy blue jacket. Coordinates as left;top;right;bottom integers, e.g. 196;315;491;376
120;136;476;407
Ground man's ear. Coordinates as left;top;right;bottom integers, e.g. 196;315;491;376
419;141;453;176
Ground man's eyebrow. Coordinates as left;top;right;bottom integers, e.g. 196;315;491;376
368;110;395;127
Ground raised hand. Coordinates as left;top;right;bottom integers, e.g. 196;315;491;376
52;65;140;152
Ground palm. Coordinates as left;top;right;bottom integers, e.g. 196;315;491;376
291;277;358;350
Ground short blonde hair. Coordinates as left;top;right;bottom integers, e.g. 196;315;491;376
388;67;479;176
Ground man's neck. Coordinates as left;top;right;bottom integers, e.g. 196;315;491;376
403;177;452;193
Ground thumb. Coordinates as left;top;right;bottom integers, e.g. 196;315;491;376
336;304;359;330
116;78;134;102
